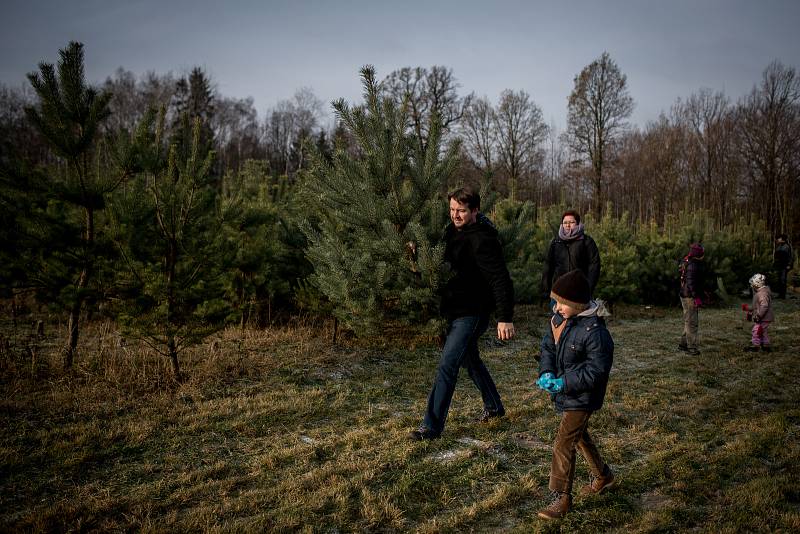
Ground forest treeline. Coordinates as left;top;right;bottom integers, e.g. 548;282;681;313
0;42;794;376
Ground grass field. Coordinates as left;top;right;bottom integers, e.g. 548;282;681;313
1;296;799;532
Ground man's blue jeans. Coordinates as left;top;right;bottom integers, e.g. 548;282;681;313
423;315;505;435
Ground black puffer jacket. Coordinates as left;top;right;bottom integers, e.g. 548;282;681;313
441;214;514;322
774;243;794;270
541;235;601;296
538;302;614;412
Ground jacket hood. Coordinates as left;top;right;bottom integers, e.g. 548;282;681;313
577;299;611;318
550;299;610;323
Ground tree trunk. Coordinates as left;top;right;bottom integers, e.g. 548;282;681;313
166;238;181;380
62;266;88;369
63;206;94;369
168;335;181;380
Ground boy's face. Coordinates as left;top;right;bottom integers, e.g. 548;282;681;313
555;300;582;318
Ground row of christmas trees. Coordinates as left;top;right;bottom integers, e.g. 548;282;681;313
1;44;775;377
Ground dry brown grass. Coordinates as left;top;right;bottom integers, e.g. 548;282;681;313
1;297;799;532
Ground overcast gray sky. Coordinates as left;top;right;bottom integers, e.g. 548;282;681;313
2;0;799;130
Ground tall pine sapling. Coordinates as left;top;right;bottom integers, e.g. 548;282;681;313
302;66;460;336
23;42;132;368
110;110;230;379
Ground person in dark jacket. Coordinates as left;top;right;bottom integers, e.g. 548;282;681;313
535;269;615;520
541;210;601;300
773;234;794;299
678;243;705;355
410;186;515;441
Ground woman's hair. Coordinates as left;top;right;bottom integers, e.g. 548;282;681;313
562;210;581;224
448;186;480;210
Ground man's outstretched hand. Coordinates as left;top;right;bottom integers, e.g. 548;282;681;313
497;322;515;340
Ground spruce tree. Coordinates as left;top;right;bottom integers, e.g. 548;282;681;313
109;110;230;379
303;66;460;336
171;67;215;169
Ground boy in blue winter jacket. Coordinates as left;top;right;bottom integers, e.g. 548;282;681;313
536;269;616;520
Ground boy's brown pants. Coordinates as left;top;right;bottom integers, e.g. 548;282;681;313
549;410;607;494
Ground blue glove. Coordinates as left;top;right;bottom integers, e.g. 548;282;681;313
537;372;554;390
544;377;564;393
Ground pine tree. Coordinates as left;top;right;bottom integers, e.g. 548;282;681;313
171;67;215;173
302;66;460;336
491;198;539;302
21;42;130;368
219;160;308;326
109;109;230;379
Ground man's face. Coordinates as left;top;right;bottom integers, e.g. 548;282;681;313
450;198;477;228
555;300;582;318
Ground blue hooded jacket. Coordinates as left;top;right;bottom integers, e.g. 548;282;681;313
538;301;614;411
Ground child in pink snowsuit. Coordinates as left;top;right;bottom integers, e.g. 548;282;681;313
744;274;774;352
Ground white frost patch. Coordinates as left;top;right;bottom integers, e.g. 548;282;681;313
456;437;492;448
430;448;471;463
427;436;507;461
512;432;551;450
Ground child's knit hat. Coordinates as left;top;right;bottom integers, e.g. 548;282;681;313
551;269;591;310
749;273;766;289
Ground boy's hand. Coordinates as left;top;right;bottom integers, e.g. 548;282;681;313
536;372;554;390
537;373;563;393
693;297;702;308
545;377;564;393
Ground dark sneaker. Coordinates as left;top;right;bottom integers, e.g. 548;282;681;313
761;345;771;353
677;343;689;352
743;345;759;352
408;427;440;441
537;492;572;520
476;408;506;423
686;348;700;356
580;467;617;496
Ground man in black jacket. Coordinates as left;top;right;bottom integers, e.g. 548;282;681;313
410;187;515;441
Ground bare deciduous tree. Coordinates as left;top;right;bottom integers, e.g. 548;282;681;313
382;66;471;152
567;51;634;217
263;87;323;176
736;61;800;235
677;88;739;225
460;95;496;183
494;89;548;202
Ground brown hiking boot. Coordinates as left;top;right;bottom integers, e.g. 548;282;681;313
537;492;572;520
581;467;617;495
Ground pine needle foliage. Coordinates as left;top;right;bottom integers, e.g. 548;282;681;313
109;108;230;378
302;66;461;335
18;41;131;368
219;161;308;326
